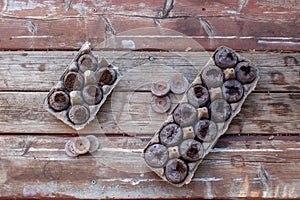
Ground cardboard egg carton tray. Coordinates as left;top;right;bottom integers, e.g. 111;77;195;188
44;42;121;130
143;46;259;187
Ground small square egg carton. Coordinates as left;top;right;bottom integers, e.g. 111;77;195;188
143;46;259;187
44;41;121;130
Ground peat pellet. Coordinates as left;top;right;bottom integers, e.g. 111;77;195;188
187;84;210;108
201;65;224;88
63;71;84;92
235;61;257;84
68;105;90;125
214;46;238;68
151;81;170;97
65;140;79;157
48;91;70;112
144;144;169;168
173;103;197;127
86;135;100;154
195;120;217;142
159;123;183;146
169;74;189;94
82;85;103;105
210;99;232;122
78;54;98;72
71;137;91;155
165;158;188;184
222;80;244;103
96;67;117;86
179;139;204;162
151;95;171;114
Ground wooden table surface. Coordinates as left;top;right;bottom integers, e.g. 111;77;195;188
0;1;299;199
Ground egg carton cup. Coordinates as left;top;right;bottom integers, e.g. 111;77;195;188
143;46;259;187
44;41;122;130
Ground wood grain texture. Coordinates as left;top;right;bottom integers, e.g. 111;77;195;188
0;1;299;198
0;51;299;92
0;50;298;135
0;0;299;19
0;0;299;50
0;135;298;199
0;92;299;135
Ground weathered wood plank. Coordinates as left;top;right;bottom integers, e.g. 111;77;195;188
0;0;164;18
0;135;299;199
0;92;298;135
172;0;300;20
0;51;299;92
0;18;106;50
1;1;298;20
0;0;299;51
0;16;298;51
238;0;300;20
104;16;300;51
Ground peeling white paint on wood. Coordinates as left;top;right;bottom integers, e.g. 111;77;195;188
100;147;143;153
26;21;38;33
286;148;300;151
15;147;64;152
205;181;214;198
222;10;240;14
72;2;89;15
259;37;300;40
139;2;146;8
23;182;58;197
11;35;53;39
237;0;249;13
198;17;215;36
7;0;45;11
258;40;300;46
121;40;136;49
116;35;300;41
212;148;283;153
192;177;223;182
102;178;156;186
1;0;8;12
263;11;289;14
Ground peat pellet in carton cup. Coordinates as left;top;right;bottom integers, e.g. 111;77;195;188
44;42;121;130
143;46;259;187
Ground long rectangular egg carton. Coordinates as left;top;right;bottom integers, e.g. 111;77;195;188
143;46;259;187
